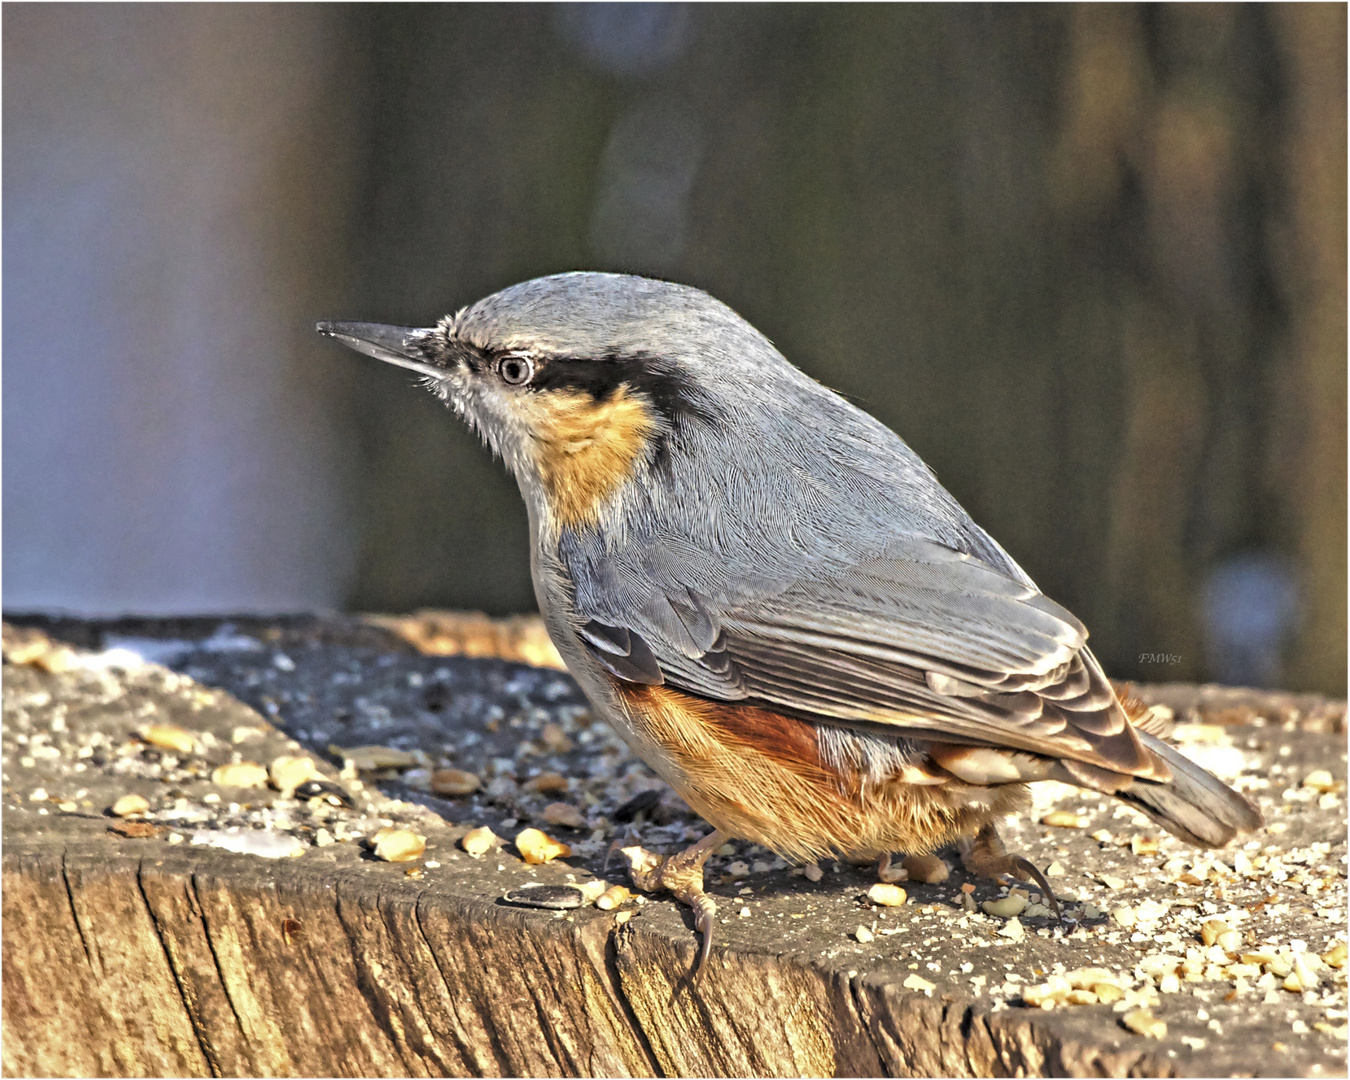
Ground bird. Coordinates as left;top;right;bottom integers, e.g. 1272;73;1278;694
318;272;1262;978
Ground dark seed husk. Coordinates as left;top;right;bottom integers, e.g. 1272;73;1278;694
502;885;586;910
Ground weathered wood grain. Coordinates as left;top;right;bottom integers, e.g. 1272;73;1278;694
2;617;1345;1078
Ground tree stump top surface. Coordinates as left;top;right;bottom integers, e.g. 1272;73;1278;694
2;614;1346;1078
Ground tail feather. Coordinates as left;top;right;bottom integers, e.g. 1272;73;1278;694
1116;731;1263;848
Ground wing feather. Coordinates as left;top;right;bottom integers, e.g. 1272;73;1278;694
573;535;1158;777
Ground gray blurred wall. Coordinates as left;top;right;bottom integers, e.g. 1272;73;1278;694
4;4;1344;694
4;4;365;612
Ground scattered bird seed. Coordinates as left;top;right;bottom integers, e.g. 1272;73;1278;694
515;827;571;864
575;879;608;902
371;827;426;863
111;793;150;817
461;825;500;857
210;762;268;788
1023;975;1072;1009
332;744;419;771
539;723;573;754
902;973;936;994
269;755;320;794
803;862;824;882
504;885;586;909
140;724;195;755
854;925;874;943
1121;1008;1167;1040
542;802;586;829
596;885;632;910
867;883;908;907
430;768;480;796
1041;811;1087;828
1303;769;1335;792
983;894;1028;918
524;772;569;794
293;779;356;807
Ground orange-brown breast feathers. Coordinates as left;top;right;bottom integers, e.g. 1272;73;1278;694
615;684;1023;862
526;385;656;528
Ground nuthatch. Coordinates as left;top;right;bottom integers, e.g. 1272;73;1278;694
319;273;1260;977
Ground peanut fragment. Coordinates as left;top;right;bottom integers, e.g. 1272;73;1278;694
269;755;321;793
542;802;586;829
867;883;907;907
430;768;480;795
515;827;571;864
141;725;195;755
1122;1009;1167;1040
211;762;269;788
982;894;1027;918
596;885;632;910
460;826;500;857
111;794;150;817
371;828;425;863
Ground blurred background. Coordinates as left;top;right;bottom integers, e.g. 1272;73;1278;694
4;4;1344;694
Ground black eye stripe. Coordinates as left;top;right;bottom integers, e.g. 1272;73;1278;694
527;352;718;422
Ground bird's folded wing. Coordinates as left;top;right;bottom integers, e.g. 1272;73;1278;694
577;536;1157;777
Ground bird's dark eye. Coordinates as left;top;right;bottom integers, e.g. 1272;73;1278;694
497;354;534;386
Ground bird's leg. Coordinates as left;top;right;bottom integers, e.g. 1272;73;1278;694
959;822;1061;918
621;828;728;980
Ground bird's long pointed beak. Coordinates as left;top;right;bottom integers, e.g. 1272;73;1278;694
315;321;447;379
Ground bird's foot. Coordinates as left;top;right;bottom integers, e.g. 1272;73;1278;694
620;829;727;981
959;823;1061;919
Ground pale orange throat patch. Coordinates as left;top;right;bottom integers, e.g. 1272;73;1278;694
528;385;655;527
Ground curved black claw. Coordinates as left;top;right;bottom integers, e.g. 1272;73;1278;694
1010;855;1061;920
690;894;717;983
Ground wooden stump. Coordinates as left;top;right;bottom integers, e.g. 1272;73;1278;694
3;616;1345;1077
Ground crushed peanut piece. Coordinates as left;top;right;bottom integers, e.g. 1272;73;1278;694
269;755;320;793
332;744;419;771
430;768;480;795
542;802;586;829
596;885;632;910
211;762;269;788
371;828;425;863
140;724;195;755
1302;769;1335;792
1121;1008;1167;1040
111;794;151;817
525;772;569;794
983;894;1027;918
867;883;907;907
516;827;571;864
460;826;500;857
